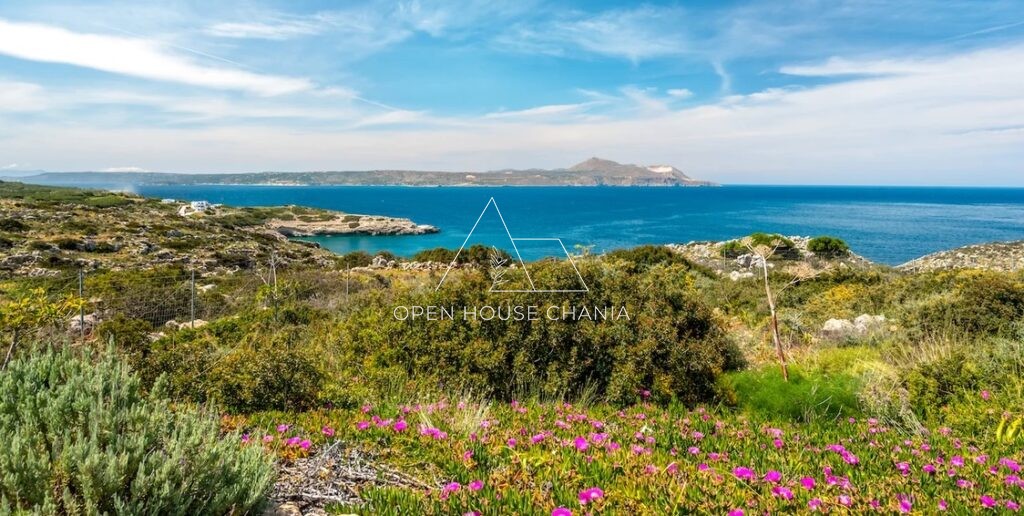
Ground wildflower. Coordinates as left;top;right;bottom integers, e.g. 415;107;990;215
468;480;483;491
1008;500;1020;511
276;424;290;433
981;495;996;508
507;438;517;448
773;438;784;449
698;463;710;472
356;421;370;431
692;431;705;440
771;486;794;500
952;456;965;467
981;390;991;400
286;436;301;447
688;446;700;455
800;477;816;490
262;434;273;443
462;450;474;461
898;496;912;513
578;487;604;505
393;420;408;432
923;464;937;474
938;499;949;511
641;389;651;399
574;436;589;452
728;510;744;516
838;494;852;507
666;462;679;474
531;434;545;444
440;482;461;500
240;433;250;444
808;498;823;511
361;404;372;413
1001;458;1022;473
552;508;572;516
321;426;335;437
896;462;911;475
299;439;311;450
764;470;782;483
733;467;756;481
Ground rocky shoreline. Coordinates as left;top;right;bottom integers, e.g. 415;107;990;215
667;236;873;279
897;240;1024;273
268;214;438;237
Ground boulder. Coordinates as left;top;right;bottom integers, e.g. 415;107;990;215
822;318;856;335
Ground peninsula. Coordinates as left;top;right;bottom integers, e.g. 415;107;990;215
4;158;717;188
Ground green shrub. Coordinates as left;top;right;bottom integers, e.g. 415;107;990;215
336;260;743;405
807;236;850;258
604;245;706;274
0;218;27;232
719;233;796;258
338;250;373;268
0;347;274;514
96;314;154;369
904;271;1024;337
720;365;862;422
413;247;458;264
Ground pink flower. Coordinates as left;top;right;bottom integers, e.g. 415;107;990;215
299;439;311;450
771;486;794;500
800;477;816;490
276;424;290;433
361;404;372;413
838;494;852;507
981;495;996;508
981;390;991;400
578;487;604;505
574;436;589;452
393;420;408;432
773;438;784;449
262;434;273;443
507;438;517;448
531;434;545;444
666;462;679;474
552;508;572;516
938;499;949;511
321;426;335;437
286;436;301;447
356;421;370;431
468;480;483;491
898;496;913;513
733;467;755;481
462;450;474;461
808;498;823;511
688;446;700;455
764;470;782;483
728;510;744;516
1001;458;1022;473
1007;500;1020;511
240;433;250;444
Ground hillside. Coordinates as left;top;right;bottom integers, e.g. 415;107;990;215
6;158;717;188
0;181;434;276
898;240;1024;272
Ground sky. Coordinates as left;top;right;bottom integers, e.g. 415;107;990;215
0;0;1023;185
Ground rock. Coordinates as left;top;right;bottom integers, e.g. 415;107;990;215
371;255;389;268
198;283;216;293
68;313;99;333
267;502;302;516
728;270;755;281
267;213;438;237
822;318;856;334
853;314;886;332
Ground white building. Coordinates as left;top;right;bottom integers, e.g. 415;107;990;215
190;200;211;211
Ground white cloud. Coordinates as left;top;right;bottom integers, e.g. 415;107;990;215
205;20;322;40
0;79;49;111
101;166;149;172
666;88;694;99
1;163;19;169
484;103;592;120
3;44;1024;185
496;5;689;61
0;18;313;96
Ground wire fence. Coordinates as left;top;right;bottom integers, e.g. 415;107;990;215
1;257;381;345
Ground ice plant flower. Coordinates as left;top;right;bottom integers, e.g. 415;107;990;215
764;470;782;483
321;426;335;437
393;420;408;432
356;421;370;430
276;424;290;433
808;498;823;511
772;486;794;500
578;487;604;505
552;508;572;516
299;439;311;450
800;477;816;490
240;433;250;444
728;510;744;516
468;480;483;491
733;467;756;481
262;434;273;443
981;495;996;508
574;436;589;452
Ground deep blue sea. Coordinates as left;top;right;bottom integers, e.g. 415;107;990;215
131;185;1024;265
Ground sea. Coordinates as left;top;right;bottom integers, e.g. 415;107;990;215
127;185;1024;265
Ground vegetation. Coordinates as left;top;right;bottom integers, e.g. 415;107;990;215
807;236;850;257
0;347;274;514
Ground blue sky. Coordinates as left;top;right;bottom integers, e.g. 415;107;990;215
1;0;1023;184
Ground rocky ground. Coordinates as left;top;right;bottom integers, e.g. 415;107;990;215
667;236;875;280
0;182;437;277
898;240;1024;273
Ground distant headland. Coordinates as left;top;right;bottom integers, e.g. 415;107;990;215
2;158;717;188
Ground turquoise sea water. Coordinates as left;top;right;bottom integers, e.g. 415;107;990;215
131;185;1024;265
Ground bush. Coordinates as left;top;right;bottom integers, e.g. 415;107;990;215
807;236;850;258
336;259;743;405
604;245;706;274
413;247;458;264
0;347;274;514
338;250;373;268
720;233;796;258
0;218;27;232
720;365;862;422
904;271;1024;337
95;314;154;369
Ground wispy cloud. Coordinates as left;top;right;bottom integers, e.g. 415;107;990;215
101;166;149;172
205;19;322;40
0;18;312;96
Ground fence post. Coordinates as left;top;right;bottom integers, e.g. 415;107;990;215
78;269;85;341
190;269;196;329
